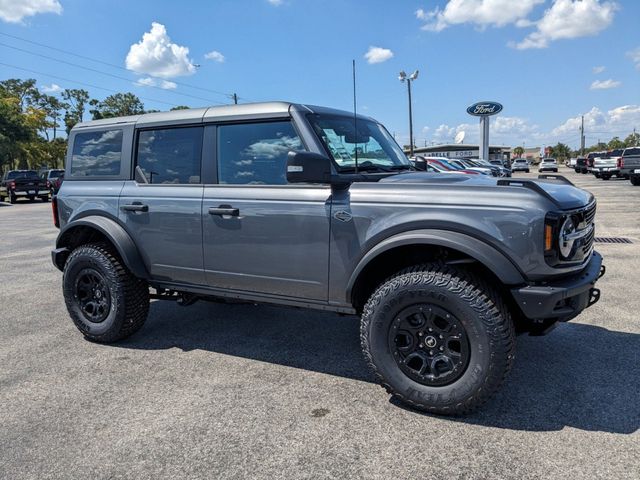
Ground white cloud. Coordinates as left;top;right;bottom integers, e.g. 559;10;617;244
590;79;621;90
627;47;640;70
512;0;617;50
135;77;177;90
204;50;225;63
364;46;394;64
0;0;61;23
126;22;196;78
267;0;283;5
41;83;62;93
592;66;605;74
429;116;538;145
416;0;543;32
551;105;640;137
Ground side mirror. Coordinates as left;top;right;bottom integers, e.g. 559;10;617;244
286;151;332;184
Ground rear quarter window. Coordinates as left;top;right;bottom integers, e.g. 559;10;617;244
70;129;123;177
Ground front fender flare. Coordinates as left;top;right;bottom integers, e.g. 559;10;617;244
54;215;148;279
346;229;526;302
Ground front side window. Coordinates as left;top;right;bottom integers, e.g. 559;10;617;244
308;114;410;172
71;130;123;177
137;127;203;184
217;121;302;185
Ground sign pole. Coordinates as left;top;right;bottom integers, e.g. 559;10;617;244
467;101;502;162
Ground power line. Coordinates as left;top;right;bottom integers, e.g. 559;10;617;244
0;42;228;106
0;61;181;108
0;31;239;100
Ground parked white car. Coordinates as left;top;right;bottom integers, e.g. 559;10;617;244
539;158;558;172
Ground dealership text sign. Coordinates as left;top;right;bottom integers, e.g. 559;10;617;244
467;102;503;117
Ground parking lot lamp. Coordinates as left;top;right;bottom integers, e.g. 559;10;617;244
399;70;419;157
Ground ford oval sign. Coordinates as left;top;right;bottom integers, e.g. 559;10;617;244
467;101;503;117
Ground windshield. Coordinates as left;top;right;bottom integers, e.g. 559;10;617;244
7;170;38;179
308;114;410;172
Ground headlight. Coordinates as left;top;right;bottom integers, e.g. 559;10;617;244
559;217;576;259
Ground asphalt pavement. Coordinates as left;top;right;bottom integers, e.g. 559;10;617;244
0;169;638;479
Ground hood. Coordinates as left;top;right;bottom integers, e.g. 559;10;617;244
379;172;593;210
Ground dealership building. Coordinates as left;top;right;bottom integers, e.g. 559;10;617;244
408;144;512;163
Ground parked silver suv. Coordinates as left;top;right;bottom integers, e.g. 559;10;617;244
52;102;605;414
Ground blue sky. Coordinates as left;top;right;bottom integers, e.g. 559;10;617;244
1;0;638;149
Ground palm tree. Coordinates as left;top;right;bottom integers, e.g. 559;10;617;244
513;146;524;158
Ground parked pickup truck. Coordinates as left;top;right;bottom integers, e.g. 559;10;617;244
592;152;619;180
618;146;640;179
52;102;605;415
0;170;49;203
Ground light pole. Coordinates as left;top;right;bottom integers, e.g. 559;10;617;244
399;70;419;157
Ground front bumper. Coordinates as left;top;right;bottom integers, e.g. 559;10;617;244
511;251;604;321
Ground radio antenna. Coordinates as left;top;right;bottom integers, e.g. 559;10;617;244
352;59;359;174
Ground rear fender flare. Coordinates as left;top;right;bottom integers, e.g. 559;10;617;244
55;215;148;279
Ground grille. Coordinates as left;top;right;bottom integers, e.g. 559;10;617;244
578;202;597;257
583;202;596;225
594;237;633;244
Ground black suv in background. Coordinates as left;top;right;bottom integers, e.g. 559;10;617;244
575;157;588;174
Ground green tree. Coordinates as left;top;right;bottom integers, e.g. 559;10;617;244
624;131;640;147
89;92;145;120
549;142;571;162
62;88;90;134
0;96;35;173
607;137;625;150
513;146;524;158
170;105;190;110
0;78;38;109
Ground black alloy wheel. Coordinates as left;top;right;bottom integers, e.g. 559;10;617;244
390;304;470;386
74;268;111;323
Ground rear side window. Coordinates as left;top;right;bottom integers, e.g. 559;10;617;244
71;130;123;177
136;127;203;184
217;121;302;185
624;147;640;156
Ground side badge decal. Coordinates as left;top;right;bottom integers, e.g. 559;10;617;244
333;210;353;222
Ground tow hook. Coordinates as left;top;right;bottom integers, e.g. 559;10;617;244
598;264;606;279
587;288;601;308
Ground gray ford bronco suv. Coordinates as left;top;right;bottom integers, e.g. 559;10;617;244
52;102;605;414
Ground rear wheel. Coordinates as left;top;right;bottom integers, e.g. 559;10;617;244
63;242;149;343
361;264;515;415
9;193;16;204
631;176;640;186
602;174;611;180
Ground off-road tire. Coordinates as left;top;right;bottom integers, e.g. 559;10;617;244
63;242;149;343
631;176;640;186
361;264;515;415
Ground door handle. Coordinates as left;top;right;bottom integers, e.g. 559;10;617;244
121;203;149;212
208;205;239;216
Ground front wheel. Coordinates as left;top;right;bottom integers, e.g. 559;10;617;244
63;242;149;343
361;264;515;415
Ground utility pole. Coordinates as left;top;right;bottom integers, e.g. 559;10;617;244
580;115;585;155
232;93;238;105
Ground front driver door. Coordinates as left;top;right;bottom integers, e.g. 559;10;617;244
202;120;331;301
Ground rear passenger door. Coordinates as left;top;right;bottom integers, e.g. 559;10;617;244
119;126;205;285
202;120;331;301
